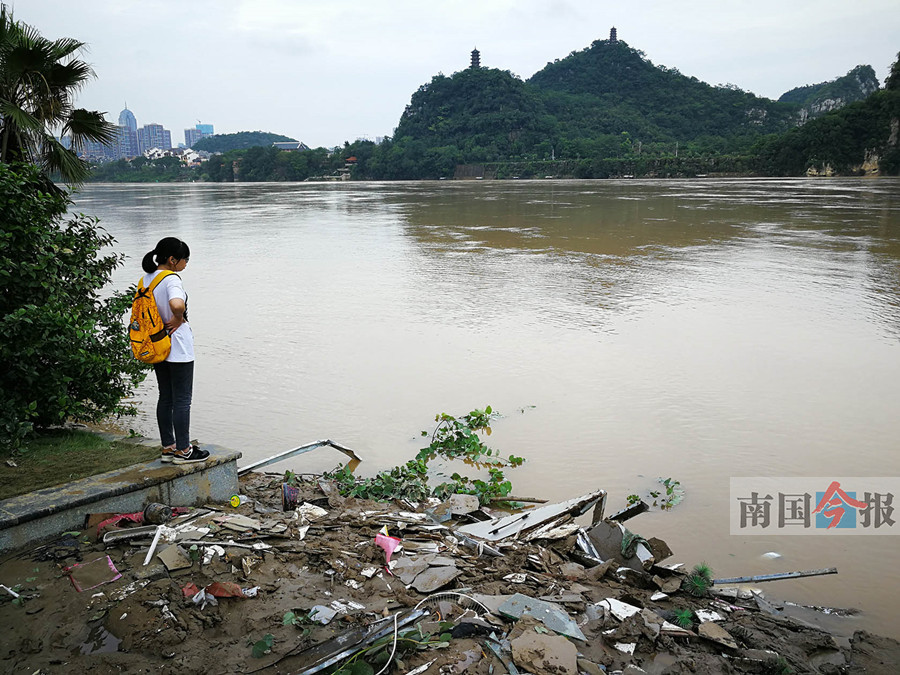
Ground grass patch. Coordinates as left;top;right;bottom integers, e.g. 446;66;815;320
0;429;159;500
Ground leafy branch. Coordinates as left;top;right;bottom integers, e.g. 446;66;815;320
323;407;524;506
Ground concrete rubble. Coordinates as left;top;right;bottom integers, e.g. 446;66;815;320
1;471;899;674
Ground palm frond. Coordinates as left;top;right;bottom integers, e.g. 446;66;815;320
46;36;86;61
0;100;42;134
41;135;90;184
64;108;116;145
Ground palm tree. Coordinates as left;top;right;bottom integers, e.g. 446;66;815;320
0;5;114;184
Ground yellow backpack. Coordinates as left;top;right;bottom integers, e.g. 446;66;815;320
129;271;176;364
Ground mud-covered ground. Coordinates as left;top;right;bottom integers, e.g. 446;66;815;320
1;472;899;675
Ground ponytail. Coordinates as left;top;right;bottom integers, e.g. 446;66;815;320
142;237;190;273
141;249;157;274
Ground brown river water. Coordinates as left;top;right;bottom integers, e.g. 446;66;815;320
73;178;900;637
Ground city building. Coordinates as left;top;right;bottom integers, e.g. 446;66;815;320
137;123;172;153
184;128;203;147
196;123;214;138
272;141;310;151
115;108;139;157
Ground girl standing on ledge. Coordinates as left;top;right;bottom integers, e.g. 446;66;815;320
141;237;209;465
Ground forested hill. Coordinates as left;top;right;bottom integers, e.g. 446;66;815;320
192;131;296;152
393;67;551;156
755;57;900;176
778;65;880;120
527;39;798;145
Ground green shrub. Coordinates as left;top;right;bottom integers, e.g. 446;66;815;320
0;163;146;452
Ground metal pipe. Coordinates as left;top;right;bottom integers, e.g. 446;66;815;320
238;439;361;475
713;567;838;585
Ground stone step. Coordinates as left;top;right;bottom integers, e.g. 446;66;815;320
0;443;241;553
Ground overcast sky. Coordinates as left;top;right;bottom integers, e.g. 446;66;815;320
15;0;900;148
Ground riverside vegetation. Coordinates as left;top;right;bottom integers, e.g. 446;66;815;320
88;40;900;182
0;9;144;453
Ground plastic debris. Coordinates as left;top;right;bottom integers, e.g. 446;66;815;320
375;527;402;568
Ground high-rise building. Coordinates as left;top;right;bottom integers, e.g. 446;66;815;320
115;125;139;158
184;128;203;147
118;107;137;132
138;123;172;153
196;123;214;137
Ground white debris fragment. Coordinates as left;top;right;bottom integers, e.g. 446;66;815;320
361;567;378;578
504;573;527;584
615;642;636;654
308;605;337;624
695;609;724;622
202;545;226;565
296;503;329;521
650;591;669;602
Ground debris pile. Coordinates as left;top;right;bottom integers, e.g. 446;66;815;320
1;471;898;674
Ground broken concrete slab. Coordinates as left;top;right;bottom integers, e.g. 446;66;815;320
449;494;480;515
586;519;656;571
698;621;738;650
511;630;578;675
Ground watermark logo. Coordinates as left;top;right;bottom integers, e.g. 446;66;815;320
730;478;897;535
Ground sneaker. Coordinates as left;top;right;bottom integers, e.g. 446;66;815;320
172;445;210;465
161;446;177;463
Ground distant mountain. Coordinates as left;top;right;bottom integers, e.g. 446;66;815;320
193;131;296;153
779;65;880;122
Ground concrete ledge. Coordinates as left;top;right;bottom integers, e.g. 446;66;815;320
0;443;241;553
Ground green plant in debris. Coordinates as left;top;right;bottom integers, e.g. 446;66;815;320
683;562;714;597
673;607;694;629
325;407;525;506
333;621;451;674
250;632;274;658
626;494;641;506
283;610;313;637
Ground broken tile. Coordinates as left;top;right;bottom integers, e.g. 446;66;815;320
410;566;462;593
499;593;586;642
156;545;192;572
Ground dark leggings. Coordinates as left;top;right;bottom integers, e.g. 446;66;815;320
153;361;194;452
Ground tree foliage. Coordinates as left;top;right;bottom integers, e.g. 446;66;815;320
0;6;114;184
192;131;297;153
753;86;900;175
0;163;145;452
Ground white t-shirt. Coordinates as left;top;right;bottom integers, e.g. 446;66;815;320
142;270;195;362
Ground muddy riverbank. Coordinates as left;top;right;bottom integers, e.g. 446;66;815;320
1;472;898;674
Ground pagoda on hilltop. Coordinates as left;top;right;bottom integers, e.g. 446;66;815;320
609;27;617;43
470;48;481;69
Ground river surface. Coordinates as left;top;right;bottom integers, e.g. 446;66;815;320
73;178;900;637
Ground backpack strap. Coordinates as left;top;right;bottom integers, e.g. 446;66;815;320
147;270;178;293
